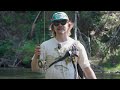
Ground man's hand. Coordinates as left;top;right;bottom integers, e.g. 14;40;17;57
34;45;40;59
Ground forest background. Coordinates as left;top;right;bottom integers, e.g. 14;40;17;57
0;11;120;73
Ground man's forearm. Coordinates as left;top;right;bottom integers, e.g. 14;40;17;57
31;56;40;72
84;67;97;79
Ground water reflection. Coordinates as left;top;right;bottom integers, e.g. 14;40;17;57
0;68;45;79
0;68;120;79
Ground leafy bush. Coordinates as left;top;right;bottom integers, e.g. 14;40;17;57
17;40;35;65
0;40;13;57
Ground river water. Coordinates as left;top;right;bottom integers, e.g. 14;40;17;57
0;68;120;79
0;68;45;79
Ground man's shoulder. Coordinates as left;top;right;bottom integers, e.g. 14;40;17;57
41;38;55;46
75;40;86;50
68;37;76;42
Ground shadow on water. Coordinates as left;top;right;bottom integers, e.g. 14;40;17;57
0;68;45;79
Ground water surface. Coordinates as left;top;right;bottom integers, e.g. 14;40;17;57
0;68;45;79
0;68;120;79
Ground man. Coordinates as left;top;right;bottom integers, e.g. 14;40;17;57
31;12;97;79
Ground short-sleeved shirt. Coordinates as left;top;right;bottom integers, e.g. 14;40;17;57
32;37;90;79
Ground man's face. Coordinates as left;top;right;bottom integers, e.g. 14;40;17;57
52;19;69;34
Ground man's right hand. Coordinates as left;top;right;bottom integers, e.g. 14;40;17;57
31;45;41;72
34;45;41;59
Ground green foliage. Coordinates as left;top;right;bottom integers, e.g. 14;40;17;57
91;38;107;58
22;56;31;65
2;15;14;25
25;11;39;22
17;24;31;32
17;40;35;65
101;48;120;72
34;17;51;43
0;40;13;57
19;40;35;52
0;11;120;70
35;20;44;43
77;11;104;37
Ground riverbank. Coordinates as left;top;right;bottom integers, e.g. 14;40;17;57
90;58;120;76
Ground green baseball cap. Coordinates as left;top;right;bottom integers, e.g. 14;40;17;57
51;12;69;22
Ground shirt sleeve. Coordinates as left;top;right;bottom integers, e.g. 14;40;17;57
76;41;90;69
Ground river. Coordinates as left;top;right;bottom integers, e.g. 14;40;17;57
0;68;45;79
0;68;120;79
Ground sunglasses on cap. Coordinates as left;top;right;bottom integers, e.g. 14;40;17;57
52;19;68;26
